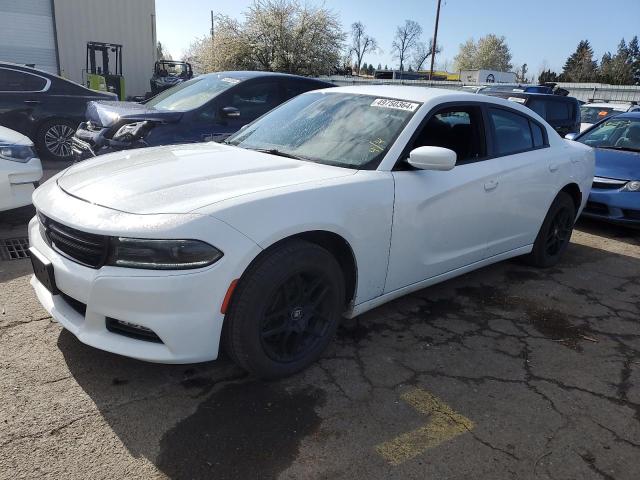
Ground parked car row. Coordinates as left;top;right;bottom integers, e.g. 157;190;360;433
1;58;636;377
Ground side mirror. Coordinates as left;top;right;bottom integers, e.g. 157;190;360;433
221;106;240;118
564;133;577;141
407;146;456;171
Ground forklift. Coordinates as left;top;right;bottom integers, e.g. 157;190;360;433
85;42;125;100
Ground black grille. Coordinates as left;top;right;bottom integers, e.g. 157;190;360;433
40;214;108;268
584;201;609;215
106;318;163;343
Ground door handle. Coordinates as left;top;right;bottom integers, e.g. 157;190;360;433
24;100;41;105
484;180;499;191
549;163;559;172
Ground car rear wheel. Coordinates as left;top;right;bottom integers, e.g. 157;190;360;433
36;118;76;161
223;239;345;379
523;192;576;268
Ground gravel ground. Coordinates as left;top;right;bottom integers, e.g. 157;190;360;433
1;191;639;479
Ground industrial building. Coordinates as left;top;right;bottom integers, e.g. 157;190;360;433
0;0;157;97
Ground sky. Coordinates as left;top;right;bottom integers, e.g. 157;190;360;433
156;0;640;76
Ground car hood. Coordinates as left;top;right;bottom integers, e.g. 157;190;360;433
56;142;356;215
594;148;640;181
0;126;32;146
87;100;183;127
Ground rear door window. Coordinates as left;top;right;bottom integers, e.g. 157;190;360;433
0;68;47;92
488;108;534;155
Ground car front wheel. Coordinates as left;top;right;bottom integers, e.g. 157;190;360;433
223;239;345;379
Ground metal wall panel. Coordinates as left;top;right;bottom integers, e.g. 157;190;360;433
0;1;58;74
52;0;156;97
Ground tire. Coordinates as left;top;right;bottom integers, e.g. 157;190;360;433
223;239;345;379
35;118;77;161
523;192;576;268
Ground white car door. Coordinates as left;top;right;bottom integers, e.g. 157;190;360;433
482;107;562;257
384;104;504;293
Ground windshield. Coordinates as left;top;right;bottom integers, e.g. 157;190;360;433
145;74;239;111
577;117;640;152
226;92;420;169
580;106;616;124
157;62;189;77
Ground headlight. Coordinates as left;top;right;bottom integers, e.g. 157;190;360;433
0;144;36;163
623;181;640;192
107;238;223;270
112;121;150;142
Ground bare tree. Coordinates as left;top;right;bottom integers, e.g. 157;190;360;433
350;21;378;75
391;20;422;71
412;39;441;71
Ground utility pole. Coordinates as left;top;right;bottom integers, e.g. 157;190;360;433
428;0;442;81
210;10;215;39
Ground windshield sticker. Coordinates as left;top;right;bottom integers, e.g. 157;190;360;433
371;98;419;112
507;97;527;104
369;137;387;153
221;77;241;84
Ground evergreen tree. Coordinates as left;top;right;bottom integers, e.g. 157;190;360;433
538;69;559;83
599;39;633;85
628;36;640;84
377;63;382;70
561;40;598;82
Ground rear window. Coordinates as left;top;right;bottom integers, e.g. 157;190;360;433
580;106;615;124
531;122;545;147
0;68;47;91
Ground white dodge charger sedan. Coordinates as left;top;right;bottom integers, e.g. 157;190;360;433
28;86;594;378
1;126;42;212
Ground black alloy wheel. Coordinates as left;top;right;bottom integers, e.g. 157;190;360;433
523;191;576;268
223;239;345;379
260;271;335;363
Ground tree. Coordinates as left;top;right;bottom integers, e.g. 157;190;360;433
361;62;368;74
377;63;382;70
384;64;389;70
368;64;375;75
183;1;345;76
412;39;441;71
391;20;422;71
516;63;528;83
453;35;512;71
600;39;634;85
350;21;378;76
156;41;171;60
561;40;598;82
629;36;640;84
538;69;559;84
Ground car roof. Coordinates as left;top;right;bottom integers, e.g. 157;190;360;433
583;102;631;111
486;91;577;101
201;71;327;82
313;84;476;102
615;111;640;119
0;61;54;77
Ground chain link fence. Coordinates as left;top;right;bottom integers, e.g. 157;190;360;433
319;76;640;103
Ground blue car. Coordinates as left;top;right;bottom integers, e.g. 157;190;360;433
72;71;333;160
574;111;640;226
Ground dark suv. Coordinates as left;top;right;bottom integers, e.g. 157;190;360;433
73;71;333;160
484;92;581;136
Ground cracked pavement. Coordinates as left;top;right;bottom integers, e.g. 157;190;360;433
1;199;639;479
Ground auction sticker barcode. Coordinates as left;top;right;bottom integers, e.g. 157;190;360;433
371;98;420;112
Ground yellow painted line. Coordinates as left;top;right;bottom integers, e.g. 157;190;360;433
375;388;475;466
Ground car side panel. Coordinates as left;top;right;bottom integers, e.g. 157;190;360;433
207;171;395;305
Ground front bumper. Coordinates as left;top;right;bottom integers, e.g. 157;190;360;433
0;157;42;211
28;185;262;363
72;124;143;161
581;189;640;226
